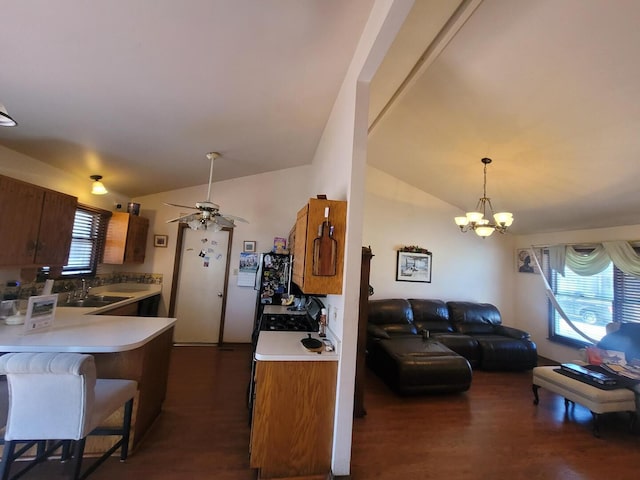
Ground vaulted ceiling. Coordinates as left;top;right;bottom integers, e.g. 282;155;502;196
1;0;639;235
369;0;640;234
0;0;374;196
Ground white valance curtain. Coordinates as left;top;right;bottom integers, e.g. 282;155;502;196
533;240;640;345
549;241;640;277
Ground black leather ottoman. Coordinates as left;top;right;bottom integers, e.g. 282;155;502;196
369;337;472;395
431;333;481;368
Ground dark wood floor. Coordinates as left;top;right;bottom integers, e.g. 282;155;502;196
13;346;640;479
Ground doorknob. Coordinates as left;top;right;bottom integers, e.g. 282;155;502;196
217;292;223;298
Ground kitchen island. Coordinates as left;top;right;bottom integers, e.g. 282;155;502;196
0;300;175;452
251;331;338;480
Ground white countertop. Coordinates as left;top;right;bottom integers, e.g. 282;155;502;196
255;331;339;362
0;283;175;353
55;283;162;315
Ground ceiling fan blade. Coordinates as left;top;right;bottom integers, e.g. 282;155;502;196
219;213;249;223
213;216;236;228
164;202;198;210
166;213;198;223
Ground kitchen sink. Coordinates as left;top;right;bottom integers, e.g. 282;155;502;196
61;295;132;308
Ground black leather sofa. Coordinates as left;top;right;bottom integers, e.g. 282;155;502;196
366;299;538;394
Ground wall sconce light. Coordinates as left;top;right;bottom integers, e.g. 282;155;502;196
0;103;17;127
90;175;108;195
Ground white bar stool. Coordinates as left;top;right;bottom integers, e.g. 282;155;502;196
0;352;137;480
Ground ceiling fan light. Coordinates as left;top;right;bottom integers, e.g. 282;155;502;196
0;103;17;127
475;226;495;237
90;175;108;195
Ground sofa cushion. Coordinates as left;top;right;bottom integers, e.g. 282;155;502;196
368;299;417;336
431;333;481;368
408;299;453;333
447;301;502;335
474;335;538;371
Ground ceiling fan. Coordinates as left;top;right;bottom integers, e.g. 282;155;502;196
165;152;248;230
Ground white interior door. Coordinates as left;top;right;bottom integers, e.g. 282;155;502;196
174;228;229;344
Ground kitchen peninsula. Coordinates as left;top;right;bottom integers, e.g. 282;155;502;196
0;286;175;452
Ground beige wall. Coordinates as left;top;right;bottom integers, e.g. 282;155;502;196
131;165;313;342
364;166;516;318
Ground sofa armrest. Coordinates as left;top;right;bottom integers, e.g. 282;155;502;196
367;324;391;339
494;325;530;340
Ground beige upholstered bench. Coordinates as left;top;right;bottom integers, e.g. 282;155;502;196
532;365;637;437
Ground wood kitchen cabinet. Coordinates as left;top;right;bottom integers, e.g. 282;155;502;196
103;212;149;264
250;360;337;479
98;294;161;317
291;198;347;295
0;175;77;267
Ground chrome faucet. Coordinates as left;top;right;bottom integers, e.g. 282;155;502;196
80;279;91;299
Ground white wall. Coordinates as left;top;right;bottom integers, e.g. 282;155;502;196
364;166;516;317
515;224;640;363
309;0;416;475
132;165;313;342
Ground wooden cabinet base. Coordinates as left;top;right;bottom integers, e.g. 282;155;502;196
93;326;174;451
251;360;337;479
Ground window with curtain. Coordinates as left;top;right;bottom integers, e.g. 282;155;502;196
548;247;640;347
41;205;111;277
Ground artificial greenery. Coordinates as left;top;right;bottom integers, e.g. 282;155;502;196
399;245;431;254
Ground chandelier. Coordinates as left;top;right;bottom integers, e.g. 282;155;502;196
454;157;513;237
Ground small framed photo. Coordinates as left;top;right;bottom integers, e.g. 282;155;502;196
243;240;256;253
396;251;432;283
154;234;168;248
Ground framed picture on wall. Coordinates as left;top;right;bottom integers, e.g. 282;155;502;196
516;248;541;274
243;240;256;253
396;251;432;283
154;235;168;248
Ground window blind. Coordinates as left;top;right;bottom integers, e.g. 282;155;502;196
60;205;110;276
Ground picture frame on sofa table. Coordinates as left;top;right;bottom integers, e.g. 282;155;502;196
396;251;432;283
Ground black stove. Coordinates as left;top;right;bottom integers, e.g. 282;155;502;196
260;313;319;332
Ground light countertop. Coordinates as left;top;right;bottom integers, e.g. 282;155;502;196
255;331;339;362
55;283;162;315
0;283;174;353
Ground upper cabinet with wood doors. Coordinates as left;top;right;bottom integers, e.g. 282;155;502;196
291;198;347;295
0;175;77;267
103;212;149;264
